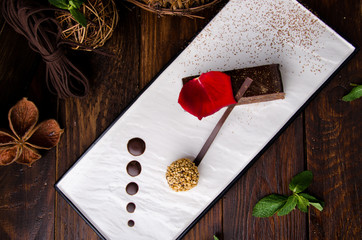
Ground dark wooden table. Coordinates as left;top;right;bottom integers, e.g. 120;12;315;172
0;0;360;239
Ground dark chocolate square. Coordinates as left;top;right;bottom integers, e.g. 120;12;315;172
182;64;285;105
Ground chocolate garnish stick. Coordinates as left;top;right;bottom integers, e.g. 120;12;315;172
193;77;253;166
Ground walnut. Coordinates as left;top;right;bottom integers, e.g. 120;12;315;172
166;158;199;192
0;98;63;166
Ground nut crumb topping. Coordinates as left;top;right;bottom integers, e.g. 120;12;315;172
166;158;199;192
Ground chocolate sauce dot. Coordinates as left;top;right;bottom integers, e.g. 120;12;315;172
126;202;136;213
128;220;135;227
127;138;146;156
126;182;139;195
127;161;142;177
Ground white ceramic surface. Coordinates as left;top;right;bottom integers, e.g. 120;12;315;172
56;0;355;239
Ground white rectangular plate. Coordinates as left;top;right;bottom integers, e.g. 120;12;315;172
56;0;355;239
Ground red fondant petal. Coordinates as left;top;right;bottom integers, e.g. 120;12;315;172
178;71;236;120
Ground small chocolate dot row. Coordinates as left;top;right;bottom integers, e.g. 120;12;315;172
125;138;146;227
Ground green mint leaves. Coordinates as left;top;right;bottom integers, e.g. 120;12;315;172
49;0;69;9
289;170;313;193
69;7;87;27
299;193;324;211
342;84;362;102
296;194;309;212
252;171;324;217
213;235;219;240
49;0;87;27
277;195;298;216
251;194;287;217
69;0;84;9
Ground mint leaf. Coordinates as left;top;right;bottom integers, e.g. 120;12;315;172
299;193;324;211
69;0;85;9
296;194;309;213
252;194;288;217
277;195;297;216
342;84;362;102
289;170;313;193
48;0;70;10
69;7;87;27
213;235;219;240
309;202;324;211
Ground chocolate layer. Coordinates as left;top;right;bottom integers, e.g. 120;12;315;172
182;64;285;105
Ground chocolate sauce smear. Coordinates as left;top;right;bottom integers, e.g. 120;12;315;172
127;138;146;156
126;202;136;213
126;182;139;195
127;161;142;177
128;220;135;227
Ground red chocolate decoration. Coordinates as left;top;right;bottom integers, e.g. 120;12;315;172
178;71;237;120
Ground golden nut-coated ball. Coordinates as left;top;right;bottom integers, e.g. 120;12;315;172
166;158;199;192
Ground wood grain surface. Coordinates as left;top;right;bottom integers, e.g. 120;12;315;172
0;0;360;239
222;116;307;240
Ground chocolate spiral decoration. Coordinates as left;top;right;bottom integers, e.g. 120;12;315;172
2;0;89;98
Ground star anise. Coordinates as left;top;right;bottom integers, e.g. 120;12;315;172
0;98;63;166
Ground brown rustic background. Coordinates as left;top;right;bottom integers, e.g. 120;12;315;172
0;0;361;239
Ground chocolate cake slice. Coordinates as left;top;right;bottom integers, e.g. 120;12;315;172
182;64;285;105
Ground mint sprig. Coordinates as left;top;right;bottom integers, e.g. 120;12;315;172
289;170;313;193
300;193;324;211
296;194;309;213
252;171;324;217
49;0;87;27
342;83;362;102
252;194;287;217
